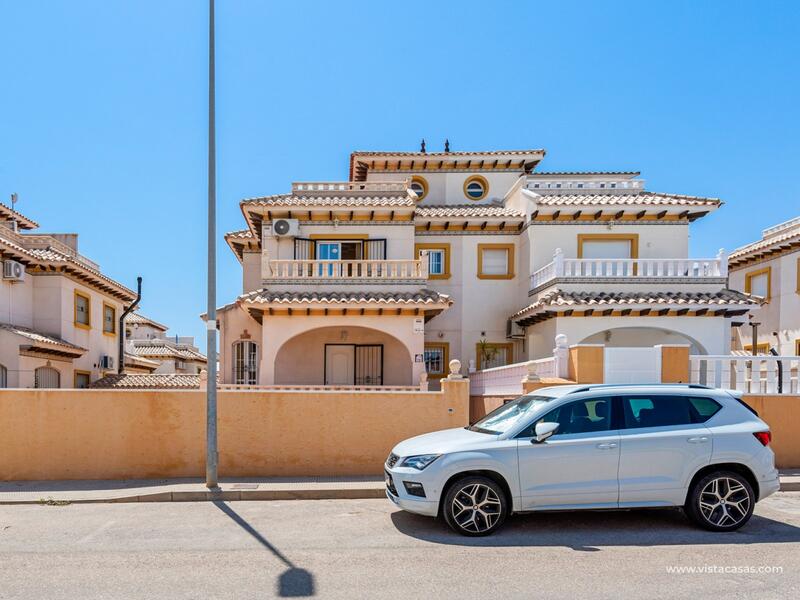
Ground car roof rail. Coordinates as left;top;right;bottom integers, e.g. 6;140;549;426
564;383;713;395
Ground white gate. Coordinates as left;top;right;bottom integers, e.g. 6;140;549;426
603;347;661;384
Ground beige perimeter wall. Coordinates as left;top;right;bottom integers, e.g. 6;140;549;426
0;380;469;481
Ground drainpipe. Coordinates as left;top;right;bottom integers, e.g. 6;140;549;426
118;277;142;374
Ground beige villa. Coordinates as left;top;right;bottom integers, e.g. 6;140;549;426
728;216;800;355
216;144;757;387
0;202;136;388
124;311;207;375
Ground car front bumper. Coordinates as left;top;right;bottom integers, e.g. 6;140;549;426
384;467;440;517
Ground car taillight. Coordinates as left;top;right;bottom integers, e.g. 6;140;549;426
753;431;771;446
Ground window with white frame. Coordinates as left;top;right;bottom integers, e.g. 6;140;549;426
428;249;445;275
233;340;258;385
745;268;770;300
478;244;514;278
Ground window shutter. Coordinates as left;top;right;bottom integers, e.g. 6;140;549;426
294;238;315;260
365;239;387;259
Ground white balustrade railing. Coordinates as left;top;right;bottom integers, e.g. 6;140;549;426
264;259;428;281
470;357;556;396
690;355;800;394
292;181;408;193
530;248;728;289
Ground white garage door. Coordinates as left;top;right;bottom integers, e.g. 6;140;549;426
603;347;661;384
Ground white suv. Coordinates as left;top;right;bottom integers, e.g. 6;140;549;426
385;384;779;536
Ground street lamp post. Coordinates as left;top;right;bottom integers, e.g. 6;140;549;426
206;0;218;489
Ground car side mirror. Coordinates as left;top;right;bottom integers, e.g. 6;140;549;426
533;422;559;444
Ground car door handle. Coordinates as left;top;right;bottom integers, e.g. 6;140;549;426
687;436;709;444
596;442;618;449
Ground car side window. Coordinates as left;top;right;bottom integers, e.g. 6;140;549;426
520;397;612;437
621;395;696;429
687;397;722;423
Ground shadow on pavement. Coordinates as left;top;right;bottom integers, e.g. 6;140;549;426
213;501;315;597
391;507;800;549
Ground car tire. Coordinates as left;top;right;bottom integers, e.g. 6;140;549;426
442;476;508;536
684;470;755;532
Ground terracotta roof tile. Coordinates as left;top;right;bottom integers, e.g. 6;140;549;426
351;149;545;158
729;227;800;266
241;193;415;208
225;229;255;239
0;322;87;354
414;204;525;219
125;312;169;331
239;288;452;307
512;289;757;320
128;342;207;361
89;373;200;389
531;191;721;208
0;202;39;230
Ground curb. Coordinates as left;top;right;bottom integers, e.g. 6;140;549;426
781;481;800;492
0;486;386;505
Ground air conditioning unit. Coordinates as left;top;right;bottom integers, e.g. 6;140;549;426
272;218;300;238
2;260;25;282
506;319;525;340
100;355;115;370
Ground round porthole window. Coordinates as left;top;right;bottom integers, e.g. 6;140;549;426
464;176;488;201
410;176;428;201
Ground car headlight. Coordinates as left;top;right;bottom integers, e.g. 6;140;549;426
399;454;441;470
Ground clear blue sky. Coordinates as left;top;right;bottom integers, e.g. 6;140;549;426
1;1;798;351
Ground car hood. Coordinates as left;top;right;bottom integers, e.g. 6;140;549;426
392;427;496;457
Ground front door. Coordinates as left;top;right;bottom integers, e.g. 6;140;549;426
325;344;354;385
617;394;713;506
516;397;620;510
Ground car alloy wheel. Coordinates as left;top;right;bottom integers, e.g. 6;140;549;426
698;476;751;528
443;476;507;536
686;470;755;532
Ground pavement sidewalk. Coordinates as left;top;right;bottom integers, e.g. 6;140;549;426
1;471;797;505
0;476;385;505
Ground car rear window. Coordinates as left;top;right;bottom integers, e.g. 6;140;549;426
621;395;720;429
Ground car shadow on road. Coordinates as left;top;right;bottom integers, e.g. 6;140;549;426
390;507;800;549
213;501;315;597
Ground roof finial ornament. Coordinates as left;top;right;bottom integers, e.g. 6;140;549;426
420;139;426;153
444;139;450;153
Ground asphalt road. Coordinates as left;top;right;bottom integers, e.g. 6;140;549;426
1;493;799;599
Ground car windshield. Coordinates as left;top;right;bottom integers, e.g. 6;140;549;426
468;395;556;435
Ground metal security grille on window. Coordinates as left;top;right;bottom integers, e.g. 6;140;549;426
233;341;258;385
424;348;444;374
750;273;769;298
76;297;89;325
75;373;90;389
482;249;508;275
104;307;115;333
428;250;444;275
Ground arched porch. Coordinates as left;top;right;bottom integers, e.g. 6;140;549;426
259;314;426;386
274;325;413;386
